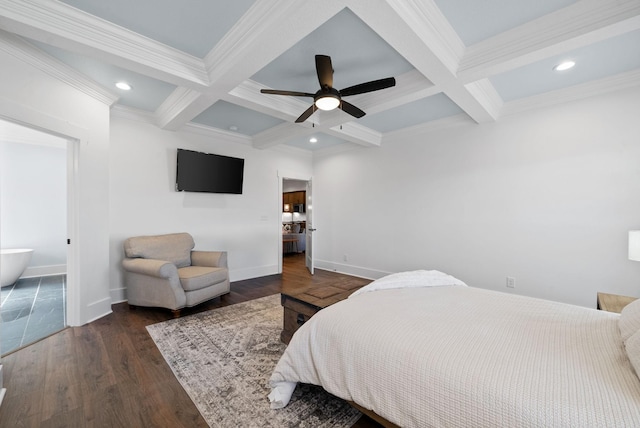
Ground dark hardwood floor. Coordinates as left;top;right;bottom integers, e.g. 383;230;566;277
0;253;378;427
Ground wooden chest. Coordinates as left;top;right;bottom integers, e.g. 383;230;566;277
280;280;367;344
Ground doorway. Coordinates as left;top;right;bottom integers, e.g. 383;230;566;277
279;174;314;275
0;120;69;355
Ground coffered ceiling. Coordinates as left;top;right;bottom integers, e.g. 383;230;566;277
0;0;638;152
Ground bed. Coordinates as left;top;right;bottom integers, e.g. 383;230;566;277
268;270;640;427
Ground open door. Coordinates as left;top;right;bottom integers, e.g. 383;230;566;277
305;178;314;274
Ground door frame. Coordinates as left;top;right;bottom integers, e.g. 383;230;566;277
0;100;83;326
277;170;312;274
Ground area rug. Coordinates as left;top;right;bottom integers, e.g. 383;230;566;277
146;294;361;427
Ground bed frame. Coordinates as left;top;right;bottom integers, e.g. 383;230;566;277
349;401;400;428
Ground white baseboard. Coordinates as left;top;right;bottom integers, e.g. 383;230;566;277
22;264;66;278
230;265;278;282
314;259;389;280
81;296;113;326
110;287;127;304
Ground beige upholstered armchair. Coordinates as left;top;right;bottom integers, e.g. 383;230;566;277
122;232;230;316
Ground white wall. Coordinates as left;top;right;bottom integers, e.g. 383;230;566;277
313;87;640;308
0;47;111;326
108;116;313;302
0;140;67;272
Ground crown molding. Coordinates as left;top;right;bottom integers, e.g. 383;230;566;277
181;122;253;146
312;140;364;159
459;0;640;82
463;79;503;121
502;69;640;117
252;122;315;150
0;0;209;88
110;105;157;125
271;142;315;158
0;30;118;106
383;113;475;143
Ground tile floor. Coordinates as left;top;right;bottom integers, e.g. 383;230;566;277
0;275;66;355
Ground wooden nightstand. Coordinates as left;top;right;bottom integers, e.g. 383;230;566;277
597;292;638;314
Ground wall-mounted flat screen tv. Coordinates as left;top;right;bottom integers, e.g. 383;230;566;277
176;148;244;194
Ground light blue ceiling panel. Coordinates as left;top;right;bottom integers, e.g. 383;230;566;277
30;40;176;112
359;93;464;133
434;0;578;46
251;8;414;96
284;132;347;152
60;0;258;57
490;29;640;102
191;100;284;136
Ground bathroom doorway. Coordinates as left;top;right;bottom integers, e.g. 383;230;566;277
0;120;68;355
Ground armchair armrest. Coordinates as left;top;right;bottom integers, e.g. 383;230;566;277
122;258;178;279
191;251;228;268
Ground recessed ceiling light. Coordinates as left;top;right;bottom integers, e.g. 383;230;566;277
115;81;132;90
229;125;238;131
309;137;318;143
553;61;575;71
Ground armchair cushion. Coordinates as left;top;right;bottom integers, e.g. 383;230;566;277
179;266;228;291
124;233;194;268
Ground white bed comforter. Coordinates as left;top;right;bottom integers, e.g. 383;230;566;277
269;273;640;427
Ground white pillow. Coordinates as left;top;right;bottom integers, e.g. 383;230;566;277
625;329;640;378
619;298;640;342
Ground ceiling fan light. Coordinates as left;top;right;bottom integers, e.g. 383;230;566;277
315;95;340;111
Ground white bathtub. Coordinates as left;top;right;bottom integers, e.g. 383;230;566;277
1;248;34;287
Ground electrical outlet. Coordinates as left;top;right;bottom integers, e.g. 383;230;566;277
343;254;348;262
506;277;516;288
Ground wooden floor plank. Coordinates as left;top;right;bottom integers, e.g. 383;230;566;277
0;254;379;427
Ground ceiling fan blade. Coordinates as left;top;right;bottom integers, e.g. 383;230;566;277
315;55;333;88
340;100;365;119
339;77;396;97
260;89;315;97
295;105;317;123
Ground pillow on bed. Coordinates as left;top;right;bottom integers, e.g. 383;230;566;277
625;329;640;377
619;299;640;342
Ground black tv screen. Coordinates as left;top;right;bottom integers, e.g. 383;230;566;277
176;149;244;194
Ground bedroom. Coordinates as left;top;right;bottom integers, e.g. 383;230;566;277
0;0;639;425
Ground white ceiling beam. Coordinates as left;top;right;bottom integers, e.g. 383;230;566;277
252;122;315;150
0;0;209;89
459;0;640;82
226;80;316;123
157;0;345;131
350;0;499;124
225;71;434;148
327;122;382;147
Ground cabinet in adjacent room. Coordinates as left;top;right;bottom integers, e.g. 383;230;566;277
283;191;305;211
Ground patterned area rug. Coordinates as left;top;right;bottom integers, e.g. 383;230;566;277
146;294;361;427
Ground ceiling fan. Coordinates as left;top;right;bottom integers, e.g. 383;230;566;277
260;55;396;123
